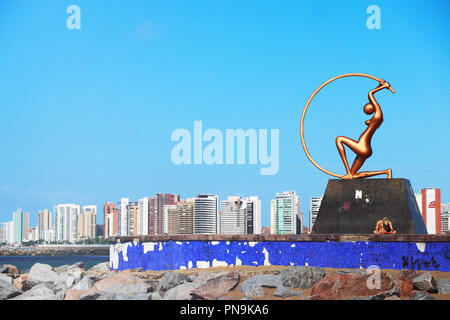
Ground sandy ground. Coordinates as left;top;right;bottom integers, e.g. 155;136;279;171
124;265;450;300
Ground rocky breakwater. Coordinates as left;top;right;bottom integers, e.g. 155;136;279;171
1;263;449;300
0;246;109;256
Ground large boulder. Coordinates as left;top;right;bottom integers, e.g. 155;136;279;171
13;274;32;292
1;264;23;277
190;271;240;300
65;272;149;300
411;291;434;300
412;272;437;293
281;266;326;289
162;282;203;300
273;286;303;298
239;274;283;298
0;274;21;300
27;263;64;286
9;282;62;300
72;277;94;291
310;271;399;300
157;272;190;294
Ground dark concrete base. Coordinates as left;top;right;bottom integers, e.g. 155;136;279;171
312;178;428;234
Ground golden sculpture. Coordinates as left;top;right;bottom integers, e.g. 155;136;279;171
300;73;395;179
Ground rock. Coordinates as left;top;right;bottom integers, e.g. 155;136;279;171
53;265;69;274
412;272;437;293
310;271;399;300
437;278;450;294
87;262;110;274
411;291;434;300
150;291;163;300
0;266;7;274
68;262;85;271
65;275;75;288
281;266;326;289
157;272;190;293
13;275;32;292
1;264;22;277
0;276;22;300
398;277;414;298
65;272;150;300
384;295;402;300
273;286;303;298
72;277;94;291
0;273;13;285
10;282;61;300
190;271;240;300
398;269;422;280
163;281;203;300
27;263;63;286
239;274;283;298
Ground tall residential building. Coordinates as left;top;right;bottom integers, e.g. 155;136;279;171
419;188;441;234
168;200;194;235
1;221;14;243
220;196;247;234
38;209;52;240
119;198;129;236
13;208;29;243
103;202;116;238
271;191;301;235
163;204;178;234
309;196;323;230
156;194;180;235
219;196;261;234
246;196;262;234
54;204;80;243
77;205;97;240
194;194;219;234
137;198;150;236
127;201;138;236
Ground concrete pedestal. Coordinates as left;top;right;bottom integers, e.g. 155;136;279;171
312;178;427;234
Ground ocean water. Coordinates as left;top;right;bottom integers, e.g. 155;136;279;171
0;255;109;272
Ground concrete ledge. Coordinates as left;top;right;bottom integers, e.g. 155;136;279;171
109;234;450;243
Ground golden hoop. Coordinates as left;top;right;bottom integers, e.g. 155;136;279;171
300;73;383;178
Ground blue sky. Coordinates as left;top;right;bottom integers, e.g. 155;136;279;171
0;0;449;228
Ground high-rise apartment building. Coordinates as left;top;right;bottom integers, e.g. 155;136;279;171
270;199;276;234
54;204;80;243
163;204;178;234
219;196;261;234
194;194;219;234
13;208;29;243
127;201;138;236
103;202;116;238
271;191;301;235
310;196;323;231
1;221;14;243
441;212;449;234
38;209;52;240
168;200;194;235
419;188;441;234
78;205;97;240
137;198;150;236
119;198;129;236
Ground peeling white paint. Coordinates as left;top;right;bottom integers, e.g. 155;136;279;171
226;241;230;245
211;241;220;245
291;244;295;248
248;242;257;247
188;261;193;269
159;242;163;251
416;242;426;252
355;190;362;199
226;249;229;253
212;259;229;267
290;262;294;266
176;241;183;245
197;261;210;268
235;256;242;266
241;251;246;254
180;266;186;270
262;247;270;265
305;262;309;266
122;243;130;262
143;242;158;254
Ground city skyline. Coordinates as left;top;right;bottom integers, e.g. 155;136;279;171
0;1;449;230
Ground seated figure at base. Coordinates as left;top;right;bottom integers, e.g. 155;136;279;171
374;217;397;234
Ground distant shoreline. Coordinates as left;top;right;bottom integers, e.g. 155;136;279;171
0;246;110;256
